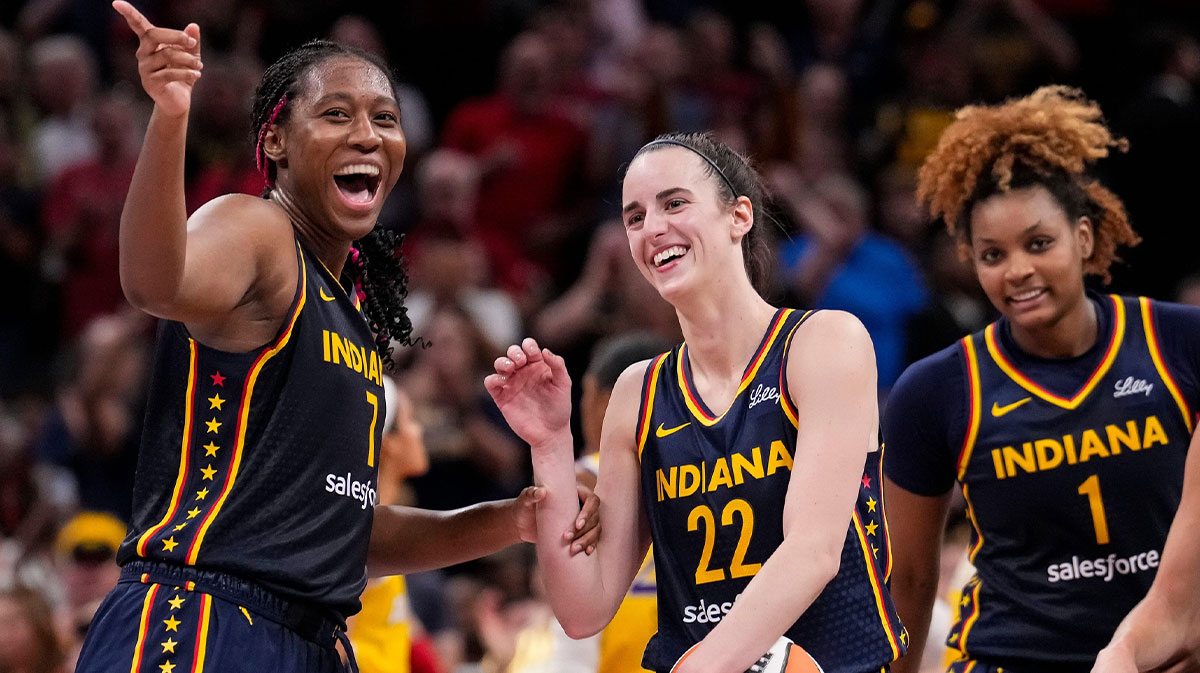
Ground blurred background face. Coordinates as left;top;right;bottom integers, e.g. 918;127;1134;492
30;37;95;116
381;384;429;480
500;33;553;111
416;149;481;230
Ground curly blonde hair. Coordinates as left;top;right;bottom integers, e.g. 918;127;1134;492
917;85;1140;283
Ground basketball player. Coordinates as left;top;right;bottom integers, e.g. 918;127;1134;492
486;132;906;673
883;86;1200;673
78;5;597;671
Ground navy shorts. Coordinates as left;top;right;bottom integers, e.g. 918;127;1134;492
76;561;352;673
946;657;1090;673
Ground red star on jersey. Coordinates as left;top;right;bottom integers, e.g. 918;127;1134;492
861;474;872;489
210;371;226;387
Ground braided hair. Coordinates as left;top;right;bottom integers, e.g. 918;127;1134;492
250;39;417;368
917;85;1140;284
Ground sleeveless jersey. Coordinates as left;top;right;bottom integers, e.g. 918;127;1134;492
117;242;386;621
948;295;1195;667
637;308;906;673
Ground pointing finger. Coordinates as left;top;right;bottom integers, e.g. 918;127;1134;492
113;0;155;36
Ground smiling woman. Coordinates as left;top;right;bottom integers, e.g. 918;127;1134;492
76;4;602;672
485;132;906;673
882;86;1200;673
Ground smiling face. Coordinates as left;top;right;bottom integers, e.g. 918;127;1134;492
967;184;1094;331
270;56;406;240
620;147;752;303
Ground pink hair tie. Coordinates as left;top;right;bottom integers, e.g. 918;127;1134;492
349;248;367;302
255;95;289;182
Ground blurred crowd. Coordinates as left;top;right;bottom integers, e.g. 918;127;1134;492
2;0;1199;671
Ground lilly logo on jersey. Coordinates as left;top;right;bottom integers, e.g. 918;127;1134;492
325;472;377;510
1113;376;1153;398
748;384;780;409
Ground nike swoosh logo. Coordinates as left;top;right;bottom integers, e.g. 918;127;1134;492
991;397;1032;417
656;422;691;438
319;287;336;302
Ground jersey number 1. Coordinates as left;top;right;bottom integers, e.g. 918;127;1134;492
688;499;762;585
1077;474;1110;544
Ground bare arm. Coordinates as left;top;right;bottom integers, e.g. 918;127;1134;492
674;310;879;673
367;485;601;577
486;339;651;637
885;480;954;673
367;499;524;577
1094;428;1200;673
113;2;292;333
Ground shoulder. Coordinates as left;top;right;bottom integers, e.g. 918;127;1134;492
612;357;663;403
1138;295;1200;331
881;342;968;493
789;310;874;362
189;194;290;233
188;194;295;257
891;339;967;401
786;310;877;394
601;357;665;449
1135;295;1200;381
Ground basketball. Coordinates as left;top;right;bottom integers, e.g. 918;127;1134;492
747;636;825;673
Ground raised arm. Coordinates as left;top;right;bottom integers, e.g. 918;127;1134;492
673;310;879;673
113;1;291;332
486;338;651;637
1093;426;1200;672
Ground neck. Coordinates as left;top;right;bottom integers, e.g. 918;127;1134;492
674;277;776;380
1009;293;1098;359
269;189;352;278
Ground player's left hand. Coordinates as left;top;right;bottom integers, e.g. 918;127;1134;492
514;483;601;554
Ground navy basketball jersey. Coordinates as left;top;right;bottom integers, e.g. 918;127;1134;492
637;308;906;673
117;241;386;621
948;295;1195;666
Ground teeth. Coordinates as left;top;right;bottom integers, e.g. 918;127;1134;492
1011;289;1044;302
654;246;688;266
334;164;380;177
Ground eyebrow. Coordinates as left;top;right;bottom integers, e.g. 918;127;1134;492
311;92;397;107
975;220;1045;244
621;187;690;215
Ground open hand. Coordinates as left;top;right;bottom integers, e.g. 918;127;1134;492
484;338;572;449
113;1;202;117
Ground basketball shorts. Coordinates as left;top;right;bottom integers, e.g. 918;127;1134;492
76;560;353;673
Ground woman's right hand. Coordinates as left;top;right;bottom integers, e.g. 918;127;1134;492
113;1;202;118
484;338;572;450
